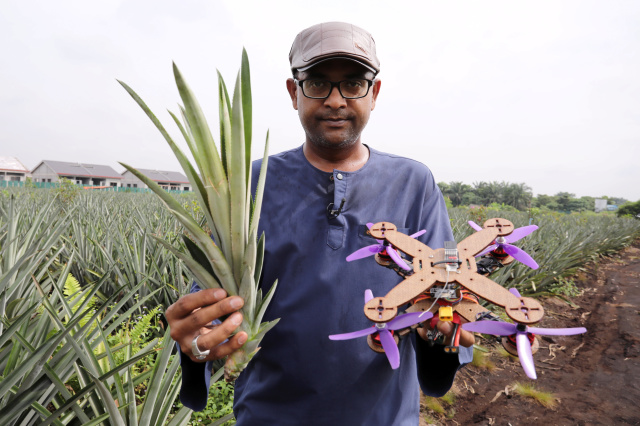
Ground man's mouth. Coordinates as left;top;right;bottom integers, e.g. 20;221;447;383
320;116;350;126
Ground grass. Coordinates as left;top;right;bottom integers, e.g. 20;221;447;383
422;390;456;420
513;382;558;408
471;348;497;371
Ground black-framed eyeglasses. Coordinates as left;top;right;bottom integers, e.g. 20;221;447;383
294;78;373;99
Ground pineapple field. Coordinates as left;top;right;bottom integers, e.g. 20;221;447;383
1;187;639;425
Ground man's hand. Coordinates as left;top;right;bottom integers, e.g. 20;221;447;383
416;319;475;348
166;288;247;363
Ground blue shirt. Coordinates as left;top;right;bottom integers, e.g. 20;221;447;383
179;145;472;425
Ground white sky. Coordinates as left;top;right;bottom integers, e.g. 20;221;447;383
1;0;639;200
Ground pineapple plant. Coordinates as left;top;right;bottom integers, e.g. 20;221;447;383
118;50;278;381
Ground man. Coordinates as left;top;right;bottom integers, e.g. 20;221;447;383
167;22;474;425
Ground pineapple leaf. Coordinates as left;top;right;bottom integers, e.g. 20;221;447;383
181;234;216;278
151;235;222;291
254;232;265;285
229;70;247;281
253;280;278;334
250;132;270;236
240;48;252;182
119;163;236;293
173;63;233;262
117;79;219;247
218;70;232;177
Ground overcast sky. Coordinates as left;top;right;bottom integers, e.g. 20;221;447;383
1;0;639;200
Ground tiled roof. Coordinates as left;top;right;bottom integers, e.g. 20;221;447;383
0;156;29;173
36;160;122;179
127;169;189;184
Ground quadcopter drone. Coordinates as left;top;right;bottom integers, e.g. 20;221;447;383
329;219;586;380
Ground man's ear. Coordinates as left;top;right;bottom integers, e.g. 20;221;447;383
286;78;298;110
370;79;381;111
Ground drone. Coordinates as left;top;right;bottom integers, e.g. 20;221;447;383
329;219;586;379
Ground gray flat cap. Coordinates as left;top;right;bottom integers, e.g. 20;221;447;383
289;22;380;75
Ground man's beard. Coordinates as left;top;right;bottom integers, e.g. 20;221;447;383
304;122;361;150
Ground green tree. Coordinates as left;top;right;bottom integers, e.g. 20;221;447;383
554;192;575;212
617;200;640;218
503;182;532;210
445;181;472;207
534;194;555;208
474;181;503;205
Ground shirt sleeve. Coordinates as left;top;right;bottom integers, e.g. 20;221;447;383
177;281;217;411
414;182;473;396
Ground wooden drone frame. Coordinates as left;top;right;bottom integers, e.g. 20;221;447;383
364;219;545;325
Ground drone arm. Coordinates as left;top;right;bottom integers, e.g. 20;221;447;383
457;218;515;257
456;274;519;310
457;227;502;258
453;301;489;323
368;222;435;258
457;274;544;324
365;273;438;322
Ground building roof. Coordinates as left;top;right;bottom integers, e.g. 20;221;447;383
34;160;122;179
0;156;29;173
126;169;189;184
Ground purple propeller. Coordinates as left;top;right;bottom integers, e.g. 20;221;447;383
329;289;433;369
346;223;426;271
468;221;539;269
462;288;586;379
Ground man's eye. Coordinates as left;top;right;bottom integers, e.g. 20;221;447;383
308;80;327;88
344;80;364;88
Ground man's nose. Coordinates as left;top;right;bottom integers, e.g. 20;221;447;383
324;86;347;108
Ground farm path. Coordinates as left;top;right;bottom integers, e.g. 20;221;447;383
423;239;640;425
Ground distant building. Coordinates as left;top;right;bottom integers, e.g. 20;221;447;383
595;198;608;213
0;156;30;182
31;160;122;187
120;169;190;191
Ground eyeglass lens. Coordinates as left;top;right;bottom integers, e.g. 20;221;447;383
302;79;369;99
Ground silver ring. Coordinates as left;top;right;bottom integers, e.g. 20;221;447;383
191;335;210;360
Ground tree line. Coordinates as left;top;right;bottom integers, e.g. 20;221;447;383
437;181;629;213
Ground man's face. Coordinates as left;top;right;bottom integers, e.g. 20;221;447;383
286;59;381;151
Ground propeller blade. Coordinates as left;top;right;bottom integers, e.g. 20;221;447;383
378;329;400;369
476;244;499;257
468;221;483;232
388;312;432;330
509;288;522;298
329;327;377;341
503;244;539;269
462;320;517;336
364;289;374;304
516;332;537;379
527;326;587;336
346;244;382;262
410;229;426;239
504;225;538;244
387;247;411;271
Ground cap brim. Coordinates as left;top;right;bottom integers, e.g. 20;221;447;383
296;56;377;75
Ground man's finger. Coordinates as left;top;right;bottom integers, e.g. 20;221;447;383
189;312;246;361
187;296;244;329
436;321;453;336
199;331;248;362
166;288;227;320
458;329;475;348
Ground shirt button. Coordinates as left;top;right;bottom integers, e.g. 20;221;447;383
336;173;343;180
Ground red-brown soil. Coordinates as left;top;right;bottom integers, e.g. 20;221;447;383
421;240;640;426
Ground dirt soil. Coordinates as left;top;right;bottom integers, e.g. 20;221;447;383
421;240;640;426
